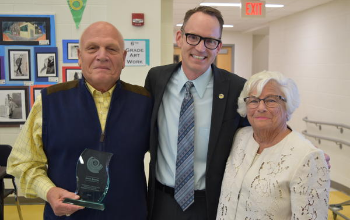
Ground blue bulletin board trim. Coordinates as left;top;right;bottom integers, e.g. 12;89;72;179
34;47;58;83
124;39;150;65
3;46;33;86
62;39;79;63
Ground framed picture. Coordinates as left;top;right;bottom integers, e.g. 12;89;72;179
0;15;52;45
63;40;79;63
36;52;57;77
0;86;29;126
62;66;82;82
30;85;49;106
8;49;31;81
0;56;4;80
33;47;58;83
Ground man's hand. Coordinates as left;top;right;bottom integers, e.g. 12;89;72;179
46;187;84;216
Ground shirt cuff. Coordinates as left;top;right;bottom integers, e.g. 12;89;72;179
34;176;56;201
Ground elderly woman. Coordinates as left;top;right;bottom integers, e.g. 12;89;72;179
216;71;330;220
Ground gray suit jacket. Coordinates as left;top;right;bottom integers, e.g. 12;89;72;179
145;62;248;220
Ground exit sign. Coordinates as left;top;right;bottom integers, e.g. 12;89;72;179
241;0;266;18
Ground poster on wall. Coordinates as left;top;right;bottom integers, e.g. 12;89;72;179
36;52;57;77
0;86;29;126
33;47;58;83
0;15;53;46
8;49;31;81
63;39;79;63
62;66;82;82
124;39;150;66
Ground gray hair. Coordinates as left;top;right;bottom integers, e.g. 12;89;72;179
237;70;300;121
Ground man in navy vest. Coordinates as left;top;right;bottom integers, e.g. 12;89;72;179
7;21;152;220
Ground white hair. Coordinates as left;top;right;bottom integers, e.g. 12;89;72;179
237;70;300;121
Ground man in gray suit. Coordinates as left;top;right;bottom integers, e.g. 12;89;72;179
145;6;248;220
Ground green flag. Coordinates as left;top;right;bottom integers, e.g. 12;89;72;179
67;0;87;29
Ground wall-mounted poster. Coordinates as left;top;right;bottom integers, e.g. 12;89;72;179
0;86;29;126
62;66;82;82
36;52;56;77
8;49;31;81
0;15;54;46
33;47;58;83
63;39;79;63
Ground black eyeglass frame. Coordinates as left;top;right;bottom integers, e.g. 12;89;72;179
182;32;222;50
243;95;287;108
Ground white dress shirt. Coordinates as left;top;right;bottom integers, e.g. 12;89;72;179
156;66;213;190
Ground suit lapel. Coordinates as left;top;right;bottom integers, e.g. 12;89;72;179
206;65;230;166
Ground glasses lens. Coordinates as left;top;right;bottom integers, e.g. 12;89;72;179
264;96;280;108
245;97;259;108
186;34;200;45
204;39;219;49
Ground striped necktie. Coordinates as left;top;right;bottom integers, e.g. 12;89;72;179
174;81;195;211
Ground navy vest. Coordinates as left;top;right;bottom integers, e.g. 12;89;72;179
41;79;152;220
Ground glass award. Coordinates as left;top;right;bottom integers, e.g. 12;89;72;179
63;149;113;211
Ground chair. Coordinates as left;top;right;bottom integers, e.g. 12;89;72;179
0;144;23;220
329;200;350;220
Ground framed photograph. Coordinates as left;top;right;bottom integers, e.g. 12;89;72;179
0;56;4;80
8;49;31;81
36;52;57;77
30;85;49;107
68;42;79;60
62;66;82;82
63;40;79;63
0;16;52;45
0;86;29;126
33;47;58;83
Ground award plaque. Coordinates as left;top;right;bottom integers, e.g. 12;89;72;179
63;149;113;211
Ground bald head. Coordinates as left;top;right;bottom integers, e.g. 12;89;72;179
77;21;127;92
79;21;125;51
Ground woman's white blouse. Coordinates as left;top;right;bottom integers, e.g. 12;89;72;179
216;127;330;220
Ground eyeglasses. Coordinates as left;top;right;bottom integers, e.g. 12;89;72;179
243;95;287;109
183;32;221;50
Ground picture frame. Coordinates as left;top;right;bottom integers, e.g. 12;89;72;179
0;15;52;46
36;52;57;78
63;40;79;63
62;66;82;82
8;49;31;81
30;84;49;107
33;47;58;83
0;86;29;126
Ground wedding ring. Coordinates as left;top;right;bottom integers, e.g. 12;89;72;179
66;214;71;217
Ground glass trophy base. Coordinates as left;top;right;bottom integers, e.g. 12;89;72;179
63;198;105;211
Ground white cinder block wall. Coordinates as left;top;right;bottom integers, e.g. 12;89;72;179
269;0;350;188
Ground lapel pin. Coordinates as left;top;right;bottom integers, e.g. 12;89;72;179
219;94;224;99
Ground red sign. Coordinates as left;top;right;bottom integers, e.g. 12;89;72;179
241;0;266;18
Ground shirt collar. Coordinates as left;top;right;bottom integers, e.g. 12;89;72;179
176;66;212;98
85;81;116;96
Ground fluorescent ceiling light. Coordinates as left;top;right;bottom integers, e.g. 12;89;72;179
176;24;234;28
266;4;284;8
200;3;284;8
200;3;240;7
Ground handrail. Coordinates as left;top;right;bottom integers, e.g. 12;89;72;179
303;117;350;133
302;130;350;149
